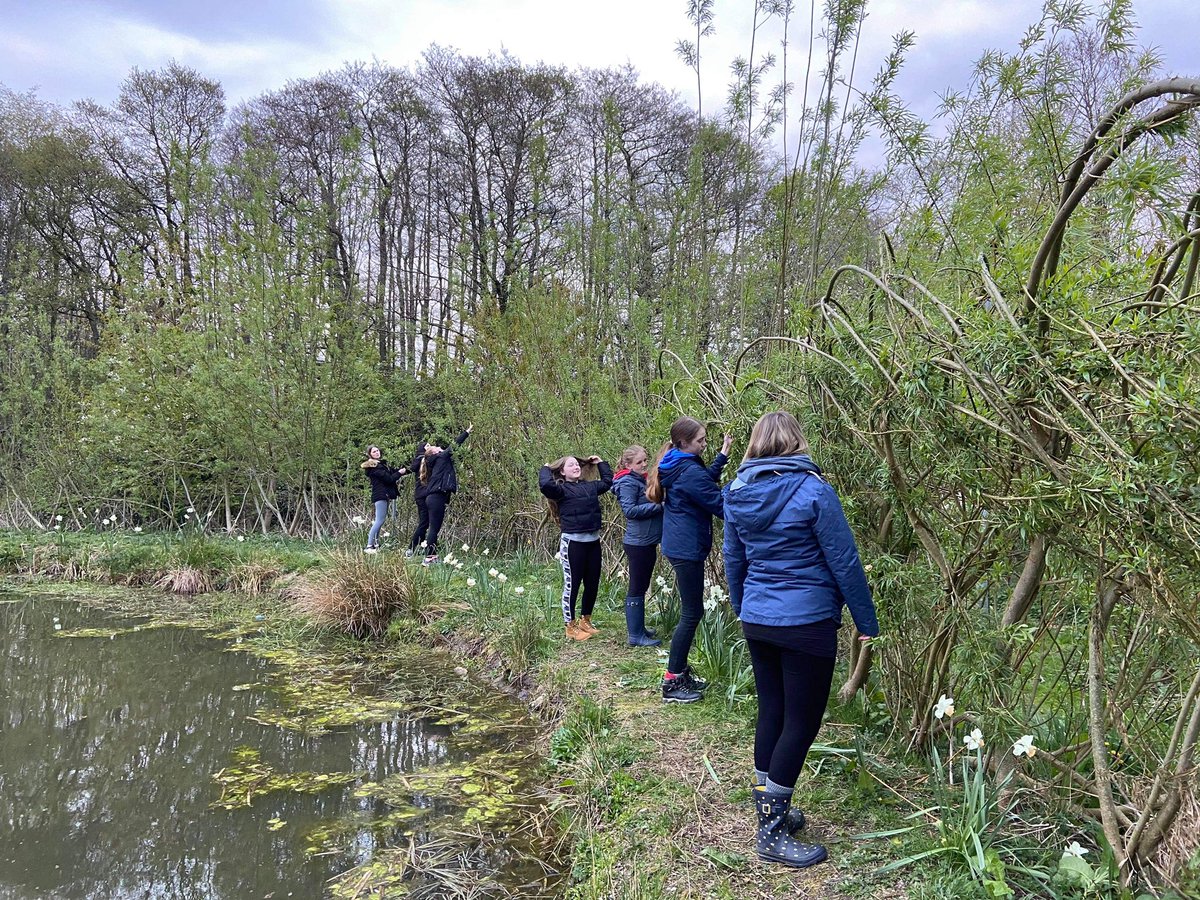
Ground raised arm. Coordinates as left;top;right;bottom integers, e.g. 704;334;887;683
538;465;565;500
680;463;725;518
595;459;613;495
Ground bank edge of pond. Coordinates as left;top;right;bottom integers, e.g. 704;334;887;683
1;530;922;899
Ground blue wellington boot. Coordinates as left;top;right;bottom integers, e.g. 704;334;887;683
755;786;826;868
624;596;661;647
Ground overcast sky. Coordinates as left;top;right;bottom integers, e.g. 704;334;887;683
0;0;1195;128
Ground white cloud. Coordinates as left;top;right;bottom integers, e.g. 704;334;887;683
0;0;1190;126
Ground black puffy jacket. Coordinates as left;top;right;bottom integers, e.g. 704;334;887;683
539;461;613;533
414;430;470;499
363;459;406;502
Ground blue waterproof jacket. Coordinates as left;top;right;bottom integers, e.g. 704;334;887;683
613;470;662;546
657;448;728;561
722;454;879;636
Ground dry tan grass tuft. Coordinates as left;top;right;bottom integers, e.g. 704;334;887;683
226;563;282;597
155;566;213;595
287;551;416;639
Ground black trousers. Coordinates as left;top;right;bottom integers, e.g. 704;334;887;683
622;543;658;597
666;557;705;674
409;492;449;554
744;627;836;789
425;492;448;554
409;497;429;551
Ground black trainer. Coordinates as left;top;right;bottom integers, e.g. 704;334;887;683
755;787;826;868
662;675;703;703
680;665;708;693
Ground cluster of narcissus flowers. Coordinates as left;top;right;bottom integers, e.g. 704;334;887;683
703;583;727;612
930;699;1080;856
933;696;1039;759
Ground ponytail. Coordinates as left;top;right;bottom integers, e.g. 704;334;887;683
645;441;671;503
419;456;429;484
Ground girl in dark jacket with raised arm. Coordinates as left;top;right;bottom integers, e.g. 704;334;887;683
723;411;879;869
539;455;613;641
408;425;471;564
613;445;662;647
361;446;408;552
647;416;733;703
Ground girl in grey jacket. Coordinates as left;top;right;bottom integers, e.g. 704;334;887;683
613;445;662;647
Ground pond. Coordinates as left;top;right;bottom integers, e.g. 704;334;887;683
0;590;560;899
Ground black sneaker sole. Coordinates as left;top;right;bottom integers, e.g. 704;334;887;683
662;693;702;703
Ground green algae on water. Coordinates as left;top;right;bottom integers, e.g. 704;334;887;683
212;746;360;810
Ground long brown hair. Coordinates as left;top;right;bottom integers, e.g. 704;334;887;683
646;416;705;503
743;411;809;460
543;455;600;526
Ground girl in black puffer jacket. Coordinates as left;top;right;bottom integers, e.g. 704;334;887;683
361;446;409;551
539;455;613;641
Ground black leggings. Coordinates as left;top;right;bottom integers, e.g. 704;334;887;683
409;497;429;551
409;493;449;554
559;536;601;624
623;543;658;598
666;557;705;674
744;630;836;789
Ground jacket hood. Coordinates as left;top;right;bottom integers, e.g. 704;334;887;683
613;468;641;483
657;448;699;487
724;455;822;531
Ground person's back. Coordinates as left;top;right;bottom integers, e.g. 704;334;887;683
720;411;879;872
722;456;876;635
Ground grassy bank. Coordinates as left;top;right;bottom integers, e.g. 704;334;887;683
3;529;1186;899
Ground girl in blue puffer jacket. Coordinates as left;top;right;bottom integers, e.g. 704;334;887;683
723;411;880;870
646;416;733;703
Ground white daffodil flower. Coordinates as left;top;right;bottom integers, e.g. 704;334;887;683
1064;841;1088;858
1012;735;1037;758
963;728;984;751
497;573;508;583
488;568;499;577
514;586;525;595
933;695;955;719
466;578;476;588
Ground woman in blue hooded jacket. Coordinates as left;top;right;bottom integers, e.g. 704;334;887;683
646;416;732;703
723;411;880;870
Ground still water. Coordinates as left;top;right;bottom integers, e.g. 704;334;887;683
0;592;556;899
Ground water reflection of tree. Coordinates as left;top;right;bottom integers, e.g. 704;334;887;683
0;602;475;898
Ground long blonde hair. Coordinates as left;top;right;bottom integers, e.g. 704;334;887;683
646;416;705;503
743;411;809;460
617;445;647;470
